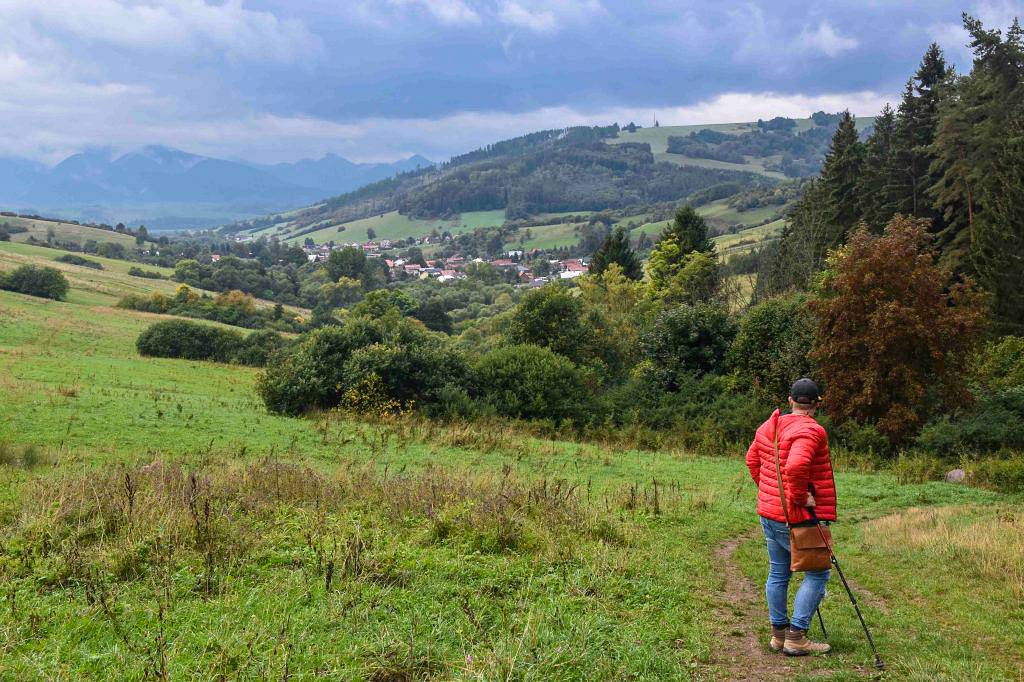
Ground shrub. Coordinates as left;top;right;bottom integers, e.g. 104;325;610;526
972;336;1024;392
96;242;126;260
128;266;165;279
965;454;1024;493
257;326;355;415
641;303;735;386
55;254;103;270
136;320;243;362
258;314;437;416
0;265;70;300
505;285;587;363
727;293;815;401
474;344;585;423
233;330;289;366
343;341;469;408
601;365;762;447
917;387;1024;456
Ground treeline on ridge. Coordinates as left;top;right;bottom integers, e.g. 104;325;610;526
760;16;1024;333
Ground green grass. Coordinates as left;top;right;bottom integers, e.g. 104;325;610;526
281;209;507;246
697;198;788;231
715;219;787;258
610;117;875;180
0;270;1022;679
509;222;583;251
0;241;178;307
0;241;303;315
3;215;138;248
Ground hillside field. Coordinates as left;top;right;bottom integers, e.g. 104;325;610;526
611;117;875;179
2;215;138;249
0;258;1021;679
253;209;507;246
0;241;305;315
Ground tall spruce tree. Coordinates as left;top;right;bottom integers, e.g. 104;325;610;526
856;104;898;231
660;205;714;254
590;227;642;280
892;43;952;219
930;15;1024;332
757;113;863;297
816;111;864;257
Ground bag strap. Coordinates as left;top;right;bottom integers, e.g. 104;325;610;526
772;417;792;527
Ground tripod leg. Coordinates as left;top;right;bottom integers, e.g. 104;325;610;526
816;607;828;639
831;556;885;670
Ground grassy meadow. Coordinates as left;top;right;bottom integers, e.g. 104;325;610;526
610;117;875;180
3;216;138;249
0;245;1022;679
260;210;507;246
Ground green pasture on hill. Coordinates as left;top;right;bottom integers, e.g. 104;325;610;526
280;209;507;246
2;215;138;249
610;117;874;180
0;241;304;315
509;222;584;251
0;270;1021;679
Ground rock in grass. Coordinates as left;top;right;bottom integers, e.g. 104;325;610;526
945;468;965;483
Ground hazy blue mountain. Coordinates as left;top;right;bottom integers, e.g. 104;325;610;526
0;157;46;199
0;146;431;229
258;153;432;194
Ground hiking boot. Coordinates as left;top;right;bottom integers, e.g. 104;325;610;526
769;624;788;652
783;627;831;656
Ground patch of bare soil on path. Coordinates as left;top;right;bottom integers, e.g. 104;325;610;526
710;531;834;681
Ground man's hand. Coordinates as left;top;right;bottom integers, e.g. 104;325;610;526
805;493;817;508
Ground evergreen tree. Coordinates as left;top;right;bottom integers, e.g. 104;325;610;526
757;113;863;296
892;43;952;219
856;104;898;231
930;15;1024;332
815;111;864;258
590;227;642;280
660;205;714;255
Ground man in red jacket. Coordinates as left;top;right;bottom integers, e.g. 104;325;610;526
745;378;835;656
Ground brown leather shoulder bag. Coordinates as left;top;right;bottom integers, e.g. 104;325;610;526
773;422;834;572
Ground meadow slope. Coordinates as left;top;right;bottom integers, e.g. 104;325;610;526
0;272;1021;680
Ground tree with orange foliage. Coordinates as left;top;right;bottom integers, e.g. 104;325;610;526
810;216;988;445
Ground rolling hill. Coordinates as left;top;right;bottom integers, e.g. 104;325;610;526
231;113;865;251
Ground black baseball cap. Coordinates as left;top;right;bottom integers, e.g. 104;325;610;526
791;378;822;405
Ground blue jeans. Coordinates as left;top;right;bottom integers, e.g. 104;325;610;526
760;516;830;631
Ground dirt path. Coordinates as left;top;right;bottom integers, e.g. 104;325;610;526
710;531;830;681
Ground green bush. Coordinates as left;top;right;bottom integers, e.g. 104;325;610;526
474;344;585;423
917;387;1024;455
972;336;1024;392
727;293;815;400
257;326;357;415
257;314;450;416
127;266;165;279
965;454;1024;493
55;254;104;270
833;420;892;456
233;330;289;366
890;452;949;485
343;340;469;407
641;303;735;386
0;265;70;300
601;365;762;446
136;320;243;363
505;285;588;363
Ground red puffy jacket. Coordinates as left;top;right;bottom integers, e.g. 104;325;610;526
745;409;836;524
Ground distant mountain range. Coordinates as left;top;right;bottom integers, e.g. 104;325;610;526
0;146;432;230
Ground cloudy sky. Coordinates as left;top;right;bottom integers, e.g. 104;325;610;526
1;0;1020;165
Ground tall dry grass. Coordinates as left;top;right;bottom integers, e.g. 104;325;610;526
862;505;1024;599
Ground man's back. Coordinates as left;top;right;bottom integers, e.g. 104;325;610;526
746;409;836;524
